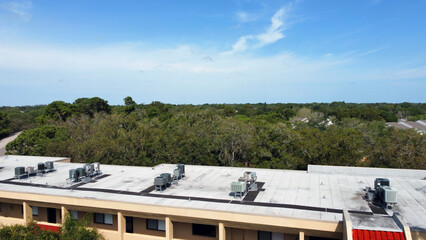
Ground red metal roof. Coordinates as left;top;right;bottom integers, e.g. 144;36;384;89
353;229;405;240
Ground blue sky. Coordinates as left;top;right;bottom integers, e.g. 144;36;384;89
0;0;425;106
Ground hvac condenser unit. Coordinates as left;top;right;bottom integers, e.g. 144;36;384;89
382;186;397;204
231;181;247;198
160;173;172;185
15;167;25;178
45;161;54;170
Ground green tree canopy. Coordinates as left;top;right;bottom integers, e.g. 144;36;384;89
42;101;73;122
0;111;11;138
123;96;136;114
73;97;111;117
6;125;69;156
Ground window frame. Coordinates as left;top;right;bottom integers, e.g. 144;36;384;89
70;210;78;220
32;206;38;216
146;219;166;231
93;213;113;225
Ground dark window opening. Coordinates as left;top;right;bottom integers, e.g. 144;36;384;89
125;216;133;233
47;208;56;223
258;231;272;240
146;219;165;231
192;224;216;237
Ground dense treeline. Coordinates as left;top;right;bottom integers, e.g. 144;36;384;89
4;97;425;170
0;106;43;138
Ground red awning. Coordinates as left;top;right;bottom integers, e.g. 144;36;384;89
37;223;61;233
353;229;405;240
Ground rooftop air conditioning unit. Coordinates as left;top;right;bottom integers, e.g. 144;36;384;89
154;176;168;191
382;186;397;204
177;164;185;177
26;166;35;175
45;161;54;170
69;169;79;181
160;173;172;185
375;178;390;189
15;167;25;178
37;162;45;171
173;168;182;180
77;167;86;178
93;162;100;173
231;181;247;198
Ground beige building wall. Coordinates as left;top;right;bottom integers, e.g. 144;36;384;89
0;191;423;240
226;228;257;240
0;202;23;219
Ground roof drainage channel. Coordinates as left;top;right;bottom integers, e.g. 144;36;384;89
0;180;372;215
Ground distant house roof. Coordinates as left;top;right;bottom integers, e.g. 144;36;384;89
291;117;309;123
386;119;426;133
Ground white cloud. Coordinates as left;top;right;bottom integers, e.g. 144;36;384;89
256;6;287;47
229;36;252;53
227;4;291;54
0;1;32;19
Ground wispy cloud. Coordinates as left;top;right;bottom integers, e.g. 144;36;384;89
0;1;32;19
0;41;348;86
236;11;259;23
230;36;252;53
256;6;288;47
226;3;292;54
356;47;387;57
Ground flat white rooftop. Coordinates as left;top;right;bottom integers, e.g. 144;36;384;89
0;155;425;232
